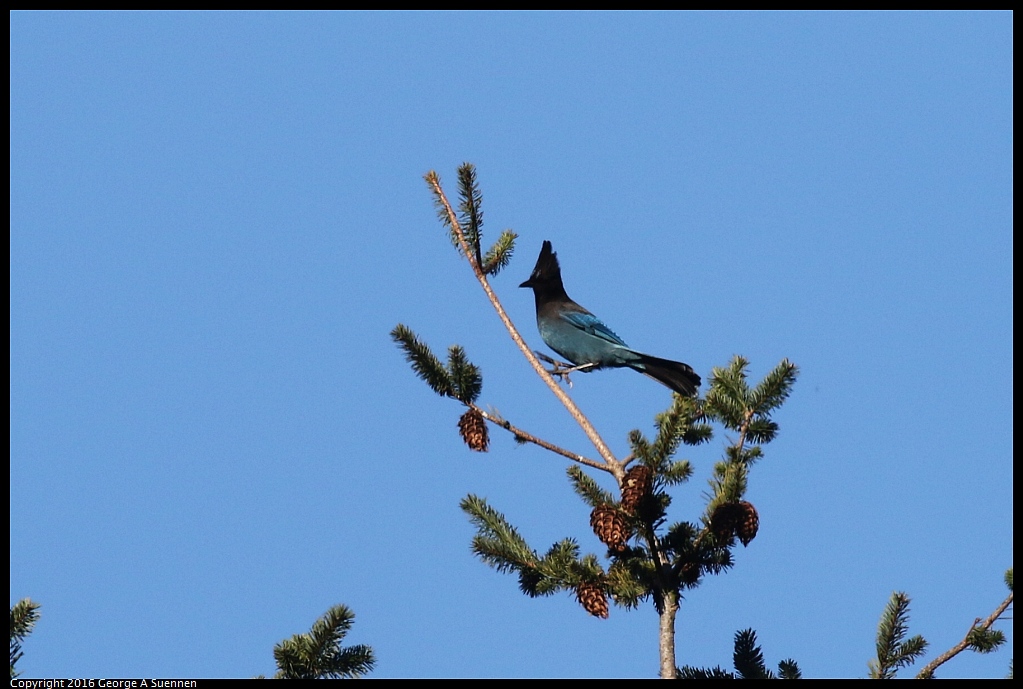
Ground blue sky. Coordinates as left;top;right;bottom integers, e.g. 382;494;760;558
10;12;1012;679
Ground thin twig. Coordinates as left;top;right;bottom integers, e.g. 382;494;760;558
425;171;622;480
469;404;607;472
915;592;1013;678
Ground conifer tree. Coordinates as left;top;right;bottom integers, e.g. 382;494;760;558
392;164;799;678
394;165;1011;678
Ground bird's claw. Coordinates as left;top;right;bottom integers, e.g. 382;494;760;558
534;352;596;388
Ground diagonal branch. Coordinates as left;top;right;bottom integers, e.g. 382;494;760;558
915;592;1013;679
469;404;607;472
425;170;621;479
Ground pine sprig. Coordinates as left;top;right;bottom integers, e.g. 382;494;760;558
391;324;454;398
447;345;482;404
456;163;485;268
660;459;694;486
748;358;799;416
869;592;928;679
778;659;803;679
272;604;375;679
481;229;518;276
424;170;456;234
733;628;772;679
10;598;40;679
965;627;1006;653
567;465;616;508
461;495;538;573
606;559;650;610
677;628;800;680
705;356;753;429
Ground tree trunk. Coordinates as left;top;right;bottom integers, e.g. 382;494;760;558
659;589;679;679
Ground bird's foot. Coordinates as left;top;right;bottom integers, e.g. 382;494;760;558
534;352;596;387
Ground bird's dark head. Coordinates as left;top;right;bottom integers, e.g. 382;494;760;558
519;240;566;294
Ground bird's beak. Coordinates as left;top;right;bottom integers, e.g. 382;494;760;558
519;278;533;289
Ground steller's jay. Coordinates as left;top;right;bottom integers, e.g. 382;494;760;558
519;241;701;397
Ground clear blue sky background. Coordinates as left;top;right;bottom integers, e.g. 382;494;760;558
10;12;1012;679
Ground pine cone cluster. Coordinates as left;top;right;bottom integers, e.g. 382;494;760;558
710;500;759;547
576;581;609;619
590;505;629;553
457;408;489;452
620;465;652;514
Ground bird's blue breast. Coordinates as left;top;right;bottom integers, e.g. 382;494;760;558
536;307;639;368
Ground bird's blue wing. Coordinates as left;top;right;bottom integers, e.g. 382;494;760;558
561;310;629;347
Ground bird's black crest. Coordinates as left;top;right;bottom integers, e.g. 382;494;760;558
519;240;564;291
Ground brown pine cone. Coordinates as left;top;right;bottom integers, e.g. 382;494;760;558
576;581;609;619
590;505;629;553
620;465;652;514
457;408;489;452
736;501;759;547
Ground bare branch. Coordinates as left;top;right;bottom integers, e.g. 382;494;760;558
469;404;609;473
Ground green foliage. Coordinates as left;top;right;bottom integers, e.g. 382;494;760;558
1005;567;1013;591
461;494;539;575
391;324;453;398
10;598;40;679
481;229;518;276
426;164;517;276
407;167;805;676
965;627;1006;654
456;163;484;267
677;628;801;679
868;592;928;679
628;394;710;486
391;324;482;404
272;604;374;679
447;345;482;404
566;465;615;508
703;357;797;519
461;495;612;600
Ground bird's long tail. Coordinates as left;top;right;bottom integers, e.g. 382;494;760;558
630;353;701;397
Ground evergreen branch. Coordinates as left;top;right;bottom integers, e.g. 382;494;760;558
659;459;693;486
567;465;616;507
649;394;708;468
778;659;802;679
869;592;928;679
704;356;752;429
745;418;780;444
272;604;375;679
627;429;652;464
448;345;483;404
470;405;608;472
748;358;799;415
734;628;773;679
391;324;454;398
676;665;736;679
461;495;538;573
424;170;457;235
332;646;376;678
424;168;621;476
482;229;518;276
457;163;485;269
915;589;1013;679
10;598;40;679
521;539;588;596
606;559;651;610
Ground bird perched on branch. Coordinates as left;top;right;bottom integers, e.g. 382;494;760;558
519;240;701;397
